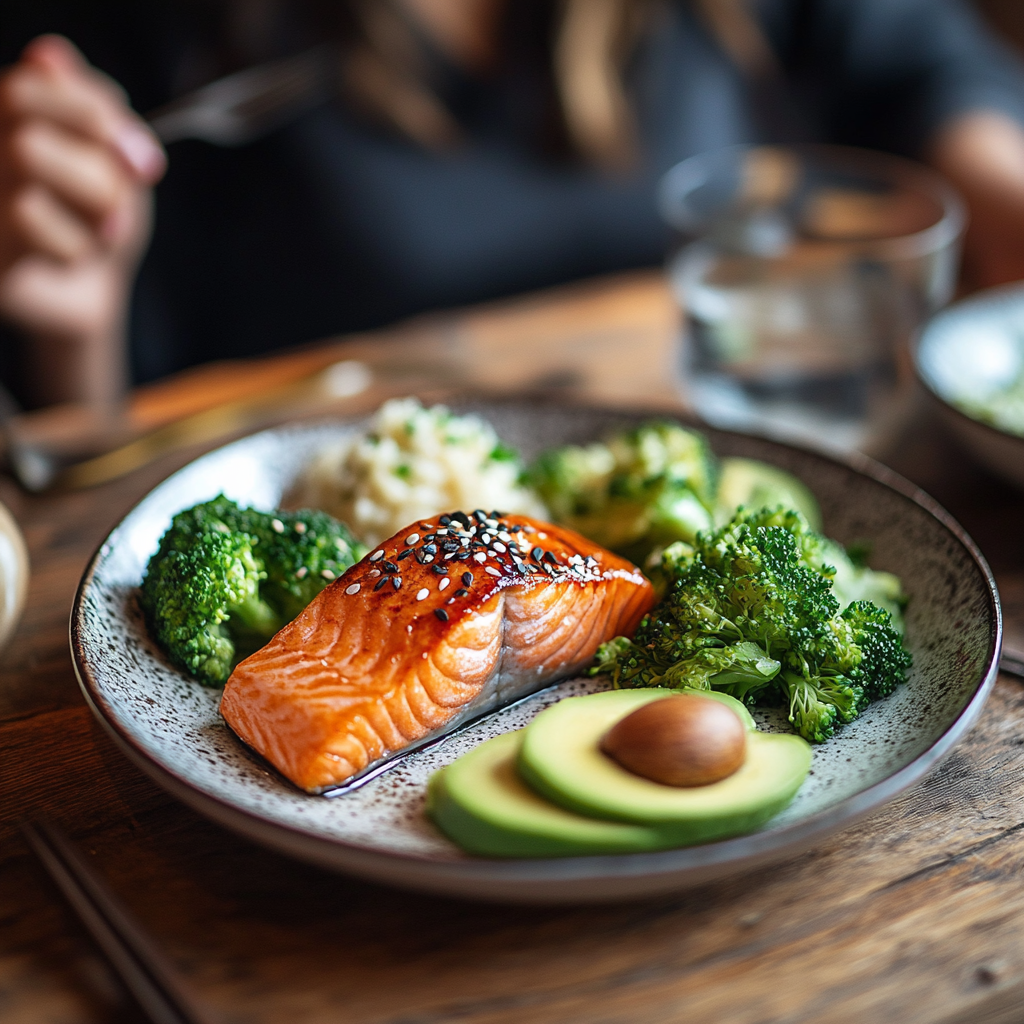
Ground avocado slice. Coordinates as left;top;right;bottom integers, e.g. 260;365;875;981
714;458;821;530
518;689;811;846
427;731;676;857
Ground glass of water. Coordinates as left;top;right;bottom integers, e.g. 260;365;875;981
660;146;965;454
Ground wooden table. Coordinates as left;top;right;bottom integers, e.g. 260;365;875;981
2;271;1024;1024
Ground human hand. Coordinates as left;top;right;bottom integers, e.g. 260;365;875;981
0;35;165;407
929;110;1024;292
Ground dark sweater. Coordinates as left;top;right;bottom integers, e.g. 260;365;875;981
2;0;1023;386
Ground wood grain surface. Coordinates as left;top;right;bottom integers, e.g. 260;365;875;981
2;271;1023;1024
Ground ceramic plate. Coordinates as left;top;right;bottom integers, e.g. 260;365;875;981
71;402;1001;903
917;283;1024;489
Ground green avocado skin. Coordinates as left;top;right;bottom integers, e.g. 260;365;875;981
426;733;678;858
516;755;805;848
517;690;811;847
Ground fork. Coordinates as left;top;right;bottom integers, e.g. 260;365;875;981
146;45;335;146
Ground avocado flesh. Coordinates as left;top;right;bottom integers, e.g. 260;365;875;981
518;689;812;845
714;458;821;530
427;731;675;857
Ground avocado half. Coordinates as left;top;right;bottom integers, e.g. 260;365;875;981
427;731;677;857
714;458;821;529
518;689;812;847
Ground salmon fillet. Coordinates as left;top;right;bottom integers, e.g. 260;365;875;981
220;510;655;793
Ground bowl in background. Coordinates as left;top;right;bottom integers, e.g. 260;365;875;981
916;283;1024;489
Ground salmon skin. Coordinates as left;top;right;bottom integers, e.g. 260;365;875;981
221;510;655;794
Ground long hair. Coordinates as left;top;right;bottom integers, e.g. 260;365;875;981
217;0;774;169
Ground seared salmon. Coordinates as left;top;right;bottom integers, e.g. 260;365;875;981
221;510;654;793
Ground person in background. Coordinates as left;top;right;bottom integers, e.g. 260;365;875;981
2;0;1024;409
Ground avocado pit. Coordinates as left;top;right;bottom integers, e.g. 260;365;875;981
599;694;747;787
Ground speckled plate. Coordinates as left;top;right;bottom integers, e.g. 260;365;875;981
71;402;1001;903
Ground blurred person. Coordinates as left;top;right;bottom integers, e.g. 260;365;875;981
3;0;1024;409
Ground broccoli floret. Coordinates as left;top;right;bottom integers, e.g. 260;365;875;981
591;505;912;744
141;496;364;686
530;421;717;562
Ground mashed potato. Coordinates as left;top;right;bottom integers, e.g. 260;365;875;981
293;398;548;545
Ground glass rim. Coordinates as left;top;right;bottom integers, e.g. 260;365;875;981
658;143;967;261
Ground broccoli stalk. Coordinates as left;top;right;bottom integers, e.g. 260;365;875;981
141;496;365;686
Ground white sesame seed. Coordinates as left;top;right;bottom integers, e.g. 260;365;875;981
416;588;429;601
436;528;449;536
497;531;511;542
367;569;381;578
345;582;360;594
420;522;432;529
322;569;335;580
271;518;284;533
480;533;492;544
538;532;547;540
492;542;506;553
448;597;456;605
370;550;384;561
485;518;499;529
439;577;450;591
423;554;434;563
296;566;308;578
294;522;307;534
445;551;458;559
473;552;487;564
405;533;420;545
485;566;501;577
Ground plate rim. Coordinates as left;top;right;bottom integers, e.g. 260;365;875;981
68;401;1003;897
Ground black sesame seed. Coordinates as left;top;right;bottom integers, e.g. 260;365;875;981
434;608;449;622
531;546;544;562
392;577;402;589
432;564;449;575
454;588;469;598
374;577;390;591
442;540;460;553
473;509;487;522
462;572;473;586
439;515;451;525
490;510;504;519
423;543;437;554
397;548;413;560
383;561;399;573
544;550;558;565
451;511;470;527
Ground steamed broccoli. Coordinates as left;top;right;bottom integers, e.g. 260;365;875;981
141;496;365;686
591;505;911;744
529;421;718;562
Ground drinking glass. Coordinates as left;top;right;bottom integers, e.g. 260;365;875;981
660;145;965;454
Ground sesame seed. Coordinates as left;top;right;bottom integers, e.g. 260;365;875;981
484;518;499;529
473;552;487;564
492;542;506;553
462;572;473;586
392;577;402;589
374;577;389;591
480;533;492;545
439;515;452;526
370;549;384;561
271;519;285;534
294;522;307;534
420;522;433;529
434;608;449;622
345;582;360;594
416;588;429;601
296;566;308;579
322;569;336;580
397;549;413;560
383;561;399;573
432;564;449;575
448;597;456;605
439;577;450;591
497;531;511;542
485;566;501;577
405;533;420;545
454;588;468;597
444;552;458;560
544;551;558;565
436;528;449;536
531;547;543;561
367;568;381;578
422;555;435;564
473;510;487;523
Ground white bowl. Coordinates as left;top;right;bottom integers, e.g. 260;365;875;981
917;283;1024;488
